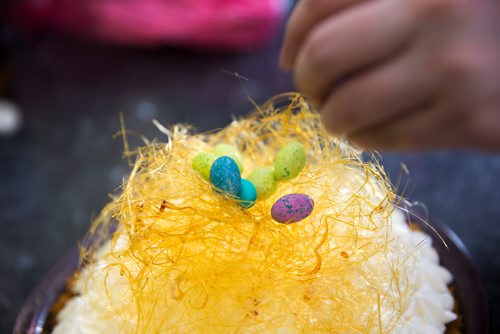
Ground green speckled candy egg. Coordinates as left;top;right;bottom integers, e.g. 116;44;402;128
213;143;244;173
274;142;306;181
192;152;218;181
247;167;278;200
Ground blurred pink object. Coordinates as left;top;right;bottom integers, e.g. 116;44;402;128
18;0;288;50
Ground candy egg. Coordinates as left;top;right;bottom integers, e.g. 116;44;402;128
274;142;307;181
192;152;218;181
210;156;241;196
271;194;314;224
213;143;244;173
238;179;257;208
247;166;278;200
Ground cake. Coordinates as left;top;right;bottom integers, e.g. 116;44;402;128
52;94;457;333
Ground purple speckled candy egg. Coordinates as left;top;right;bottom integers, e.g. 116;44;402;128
271;194;314;224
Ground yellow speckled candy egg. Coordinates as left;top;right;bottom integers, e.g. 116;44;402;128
247;166;278;200
192;152;218;181
274;142;306;181
212;143;244;173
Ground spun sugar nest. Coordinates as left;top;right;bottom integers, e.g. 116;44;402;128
54;93;456;334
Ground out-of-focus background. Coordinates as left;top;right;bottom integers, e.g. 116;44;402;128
0;0;499;332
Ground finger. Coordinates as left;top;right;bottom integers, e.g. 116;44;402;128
294;0;417;103
280;0;365;70
347;102;466;151
319;51;437;135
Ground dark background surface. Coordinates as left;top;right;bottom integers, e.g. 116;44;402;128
1;28;499;334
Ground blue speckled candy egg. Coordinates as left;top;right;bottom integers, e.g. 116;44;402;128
271;194;314;224
238;179;257;208
210;156;241;196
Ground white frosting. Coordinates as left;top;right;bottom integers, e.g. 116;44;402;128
53;210;456;333
389;210;457;333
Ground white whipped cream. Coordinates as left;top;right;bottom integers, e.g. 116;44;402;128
389;210;457;334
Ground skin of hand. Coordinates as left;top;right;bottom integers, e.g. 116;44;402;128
280;0;500;151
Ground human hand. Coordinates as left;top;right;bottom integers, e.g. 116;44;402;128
281;0;500;150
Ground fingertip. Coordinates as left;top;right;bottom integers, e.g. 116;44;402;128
308;97;321;110
279;47;293;71
347;133;376;151
320;96;350;136
320;106;339;135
